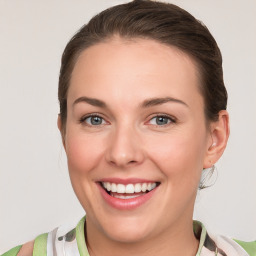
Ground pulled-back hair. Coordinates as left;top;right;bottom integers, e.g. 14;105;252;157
58;0;227;134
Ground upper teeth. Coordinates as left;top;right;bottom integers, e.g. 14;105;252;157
102;182;157;193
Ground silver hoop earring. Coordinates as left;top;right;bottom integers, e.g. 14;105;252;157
199;165;218;190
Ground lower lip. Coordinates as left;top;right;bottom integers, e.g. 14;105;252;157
97;183;159;210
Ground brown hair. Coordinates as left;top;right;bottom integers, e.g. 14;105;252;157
58;0;227;134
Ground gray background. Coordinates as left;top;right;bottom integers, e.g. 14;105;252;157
0;0;255;253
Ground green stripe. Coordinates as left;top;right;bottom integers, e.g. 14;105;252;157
1;245;22;256
33;233;48;256
76;216;90;256
194;220;207;256
234;239;256;256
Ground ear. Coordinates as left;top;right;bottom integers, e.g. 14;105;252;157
57;115;66;150
203;110;230;168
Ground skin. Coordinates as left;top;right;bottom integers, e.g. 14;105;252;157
17;240;34;256
57;37;229;256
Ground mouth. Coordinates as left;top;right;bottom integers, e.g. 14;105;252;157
100;181;160;199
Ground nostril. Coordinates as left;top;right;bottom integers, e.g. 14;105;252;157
128;160;136;164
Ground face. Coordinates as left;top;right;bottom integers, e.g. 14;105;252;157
62;37;212;243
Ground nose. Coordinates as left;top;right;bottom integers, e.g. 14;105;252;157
105;125;145;168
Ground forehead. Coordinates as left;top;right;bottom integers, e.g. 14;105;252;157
68;37;203;110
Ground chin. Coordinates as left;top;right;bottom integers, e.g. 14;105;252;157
96;213;155;243
105;223;152;243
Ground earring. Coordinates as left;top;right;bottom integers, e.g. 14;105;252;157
199;165;218;190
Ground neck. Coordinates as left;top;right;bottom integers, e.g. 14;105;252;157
85;217;199;256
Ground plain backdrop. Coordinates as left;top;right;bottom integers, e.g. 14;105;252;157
0;0;255;253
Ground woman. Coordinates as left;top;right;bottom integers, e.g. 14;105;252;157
2;0;255;255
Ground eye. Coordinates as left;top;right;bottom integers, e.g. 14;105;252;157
80;114;107;126
148;115;175;126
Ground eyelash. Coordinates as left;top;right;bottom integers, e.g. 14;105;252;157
79;114;106;126
79;113;176;127
148;114;176;127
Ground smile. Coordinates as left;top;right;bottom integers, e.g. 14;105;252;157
98;180;160;209
102;182;157;195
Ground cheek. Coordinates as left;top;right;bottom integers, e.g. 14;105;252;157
147;128;206;184
65;131;106;176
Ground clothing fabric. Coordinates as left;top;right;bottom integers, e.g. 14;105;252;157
2;216;256;256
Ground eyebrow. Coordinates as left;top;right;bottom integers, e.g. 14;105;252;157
73;96;188;109
73;96;107;108
140;97;188;108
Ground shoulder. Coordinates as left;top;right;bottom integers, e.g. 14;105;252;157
194;220;256;256
17;240;34;256
1;216;86;256
233;239;256;256
208;232;256;256
1;234;47;256
1;241;34;256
